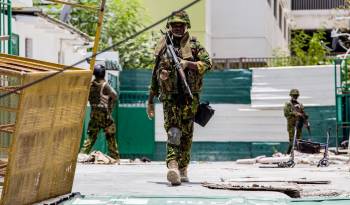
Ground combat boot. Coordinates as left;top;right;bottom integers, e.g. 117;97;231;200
179;167;189;182
167;160;181;186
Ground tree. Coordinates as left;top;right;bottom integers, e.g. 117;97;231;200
289;30;329;66
306;30;329;65
290;30;310;66
42;0;155;69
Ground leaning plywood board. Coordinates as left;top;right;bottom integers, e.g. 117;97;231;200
0;54;91;205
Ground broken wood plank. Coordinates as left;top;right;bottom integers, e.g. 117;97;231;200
202;182;301;198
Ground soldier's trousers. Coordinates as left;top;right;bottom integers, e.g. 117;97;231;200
287;122;302;154
163;96;199;169
81;110;120;160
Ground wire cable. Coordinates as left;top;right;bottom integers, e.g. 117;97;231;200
0;0;201;99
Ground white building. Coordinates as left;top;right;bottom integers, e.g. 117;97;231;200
207;0;290;59
8;0;92;68
290;0;350;30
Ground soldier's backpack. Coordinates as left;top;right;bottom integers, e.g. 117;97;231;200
296;139;321;154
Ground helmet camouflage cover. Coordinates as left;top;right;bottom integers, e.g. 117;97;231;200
166;10;191;29
289;89;300;96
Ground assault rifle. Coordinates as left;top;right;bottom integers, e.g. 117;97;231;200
161;30;193;99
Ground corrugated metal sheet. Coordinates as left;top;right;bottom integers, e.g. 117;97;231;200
119;69;252;104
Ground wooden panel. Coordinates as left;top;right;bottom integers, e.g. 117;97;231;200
0;54;91;205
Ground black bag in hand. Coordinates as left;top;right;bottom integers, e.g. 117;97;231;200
194;102;215;127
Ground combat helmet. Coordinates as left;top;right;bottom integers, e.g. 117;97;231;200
289;89;300;96
166;10;191;29
93;64;106;79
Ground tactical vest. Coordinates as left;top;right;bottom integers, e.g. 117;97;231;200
155;34;203;98
89;81;109;109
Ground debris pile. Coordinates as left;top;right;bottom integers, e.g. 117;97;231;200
78;151;119;164
77;152;152;165
236;151;350;166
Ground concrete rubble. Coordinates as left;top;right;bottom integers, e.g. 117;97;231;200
77;151;119;164
236;150;350;166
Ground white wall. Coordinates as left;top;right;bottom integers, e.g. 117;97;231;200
12;15;89;68
155;65;335;142
12;0;33;8
207;0;289;58
291;9;350;30
251;65;335;107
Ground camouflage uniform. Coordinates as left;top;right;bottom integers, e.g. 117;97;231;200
283;89;307;154
81;79;120;160
149;12;212;169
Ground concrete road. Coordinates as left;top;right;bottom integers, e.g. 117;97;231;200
72;161;350;198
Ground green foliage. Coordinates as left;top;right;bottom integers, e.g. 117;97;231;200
290;30;310;66
307;30;329;65
70;0;99;37
269;48;291;67
99;0;157;69
290;30;330;66
272;29;331;67
41;0;156;69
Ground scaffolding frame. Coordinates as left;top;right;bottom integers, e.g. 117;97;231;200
334;58;350;153
0;0;106;203
0;0;12;54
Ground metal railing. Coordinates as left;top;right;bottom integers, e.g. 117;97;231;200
0;0;12;54
292;0;346;10
212;56;336;69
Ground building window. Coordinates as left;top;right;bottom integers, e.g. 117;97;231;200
292;0;346;10
25;38;33;58
274;0;277;18
279;4;282;30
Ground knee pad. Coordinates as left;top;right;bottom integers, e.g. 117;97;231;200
167;127;182;145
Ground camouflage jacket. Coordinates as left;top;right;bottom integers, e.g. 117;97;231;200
149;32;212;100
284;100;307;123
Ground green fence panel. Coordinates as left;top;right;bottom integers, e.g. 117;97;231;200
201;69;252;104
117;106;154;155
303;106;337;146
119;69;152;92
152;141;289;161
119;69;252;104
117;90;155;156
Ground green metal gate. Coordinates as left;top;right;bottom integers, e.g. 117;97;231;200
10;33;18;55
334;58;350;150
117;91;154;157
